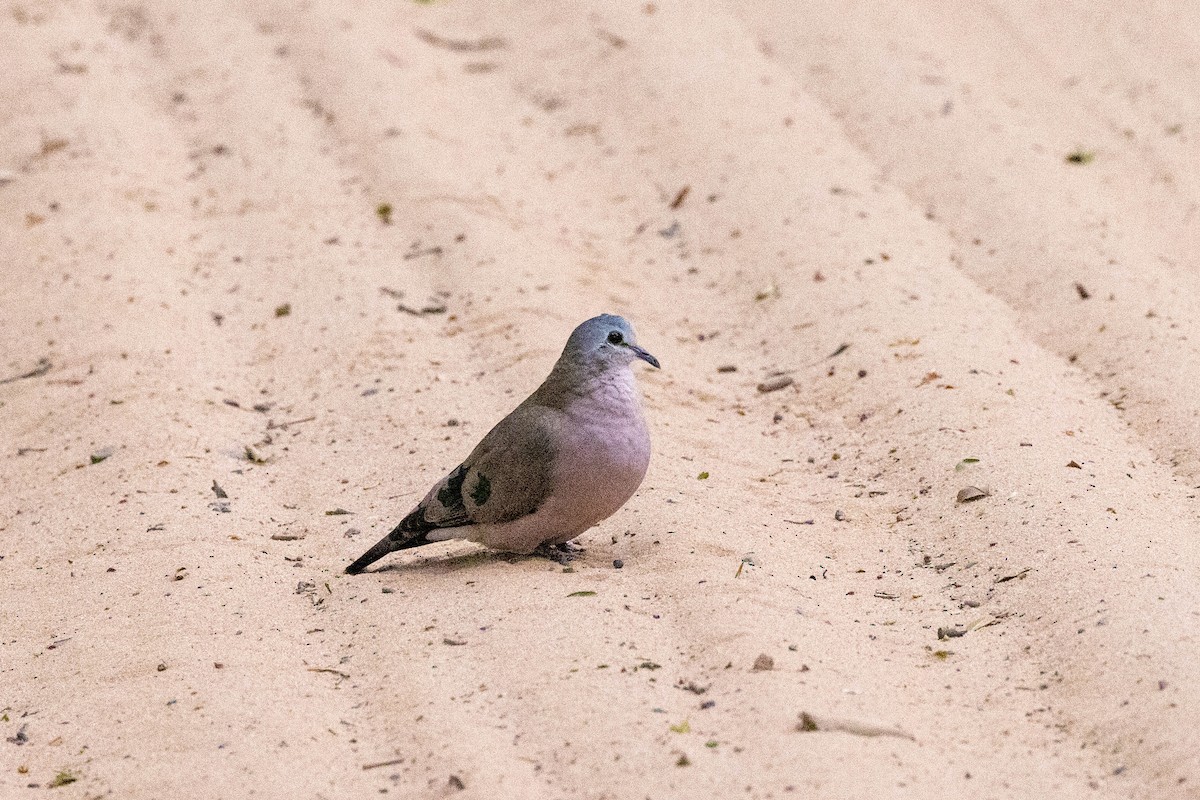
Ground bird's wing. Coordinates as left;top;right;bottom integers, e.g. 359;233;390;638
399;403;561;532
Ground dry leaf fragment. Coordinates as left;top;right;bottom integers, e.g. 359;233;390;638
917;371;940;387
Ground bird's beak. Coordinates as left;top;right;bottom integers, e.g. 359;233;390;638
628;343;660;369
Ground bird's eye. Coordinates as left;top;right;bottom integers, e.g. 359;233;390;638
607;331;624;345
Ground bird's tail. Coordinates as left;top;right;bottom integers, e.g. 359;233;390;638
344;525;430;575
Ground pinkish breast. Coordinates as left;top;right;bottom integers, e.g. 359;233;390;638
545;383;651;542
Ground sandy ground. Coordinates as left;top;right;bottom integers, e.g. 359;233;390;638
4;1;1200;798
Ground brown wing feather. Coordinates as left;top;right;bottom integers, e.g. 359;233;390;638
402;402;561;532
460;403;560;525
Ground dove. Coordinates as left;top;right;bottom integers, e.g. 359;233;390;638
345;314;659;574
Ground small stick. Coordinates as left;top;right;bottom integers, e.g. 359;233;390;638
362;757;405;771
798;712;916;741
307;667;350;679
0;358;51;384
267;416;317;430
669;185;690;210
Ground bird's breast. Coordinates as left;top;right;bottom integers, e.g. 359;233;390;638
553;406;650;526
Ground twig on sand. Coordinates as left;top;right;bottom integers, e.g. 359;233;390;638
267;416;317;430
797;712;916;741
995;567;1031;584
414;28;507;53
362;757;405;771
0;358;51;384
307;667;350;679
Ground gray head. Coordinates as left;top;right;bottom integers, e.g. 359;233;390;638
559;314;660;373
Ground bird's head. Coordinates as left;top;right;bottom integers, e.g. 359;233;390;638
564;314;660;371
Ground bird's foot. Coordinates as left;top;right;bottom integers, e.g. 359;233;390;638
535;541;585;564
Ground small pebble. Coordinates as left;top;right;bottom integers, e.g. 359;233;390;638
752;653;774;671
613;559;624;569
834;509;846;521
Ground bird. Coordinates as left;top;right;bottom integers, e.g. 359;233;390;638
345;314;659;574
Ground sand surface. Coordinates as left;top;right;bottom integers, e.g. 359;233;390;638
4;2;1200;798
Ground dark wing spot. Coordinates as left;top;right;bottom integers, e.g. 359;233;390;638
470;472;492;506
435;465;468;510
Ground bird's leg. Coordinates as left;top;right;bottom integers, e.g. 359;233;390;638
534;540;584;564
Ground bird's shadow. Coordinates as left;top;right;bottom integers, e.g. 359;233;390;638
360;546;565;578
